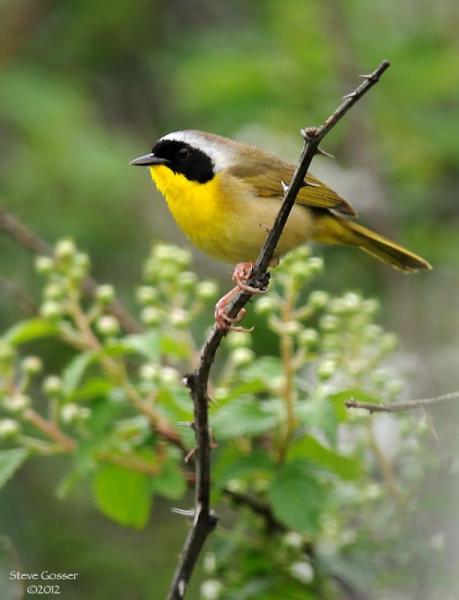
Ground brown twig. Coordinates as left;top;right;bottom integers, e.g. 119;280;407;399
0;206;142;334
166;59;391;600
346;391;459;413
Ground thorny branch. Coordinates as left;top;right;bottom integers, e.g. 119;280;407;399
166;59;391;600
346;390;459;413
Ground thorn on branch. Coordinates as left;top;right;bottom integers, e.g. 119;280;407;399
304;180;321;188
342;91;358;100
171;508;195;518
316;146;335;159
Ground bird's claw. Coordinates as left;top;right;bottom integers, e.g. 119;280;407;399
214;262;266;333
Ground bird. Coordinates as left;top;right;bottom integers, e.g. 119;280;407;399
130;130;431;330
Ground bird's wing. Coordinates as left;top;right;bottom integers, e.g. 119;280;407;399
229;159;356;217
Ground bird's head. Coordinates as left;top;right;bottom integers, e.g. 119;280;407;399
130;130;236;183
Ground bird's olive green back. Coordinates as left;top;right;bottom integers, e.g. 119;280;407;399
228;157;356;216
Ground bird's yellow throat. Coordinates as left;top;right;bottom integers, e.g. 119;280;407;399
149;165;227;256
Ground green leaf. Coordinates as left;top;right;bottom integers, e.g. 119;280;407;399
241;356;283;385
211;399;279;440
62;352;95;397
92;463;152;529
160;335;190;360
157;385;193;421
214;447;274;489
297;397;340;447
71;378;112;402
102;331;160;359
123;331;161;360
0;448;28;489
288;435;361;480
268;460;325;534
152;456;186;500
4;318;58;345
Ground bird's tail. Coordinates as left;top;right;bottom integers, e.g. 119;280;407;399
313;215;432;272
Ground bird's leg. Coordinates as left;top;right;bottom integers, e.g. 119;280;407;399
214;262;269;333
232;262;266;294
214;287;248;333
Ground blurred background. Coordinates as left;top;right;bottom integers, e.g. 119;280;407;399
0;0;458;598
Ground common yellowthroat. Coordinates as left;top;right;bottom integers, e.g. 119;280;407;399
131;130;431;327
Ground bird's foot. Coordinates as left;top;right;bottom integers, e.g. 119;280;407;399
232;262;266;294
214;263;268;333
214;288;250;333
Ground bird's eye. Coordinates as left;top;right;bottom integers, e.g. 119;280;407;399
177;147;190;160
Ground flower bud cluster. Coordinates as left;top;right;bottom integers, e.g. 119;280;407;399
137;243;218;331
35;239;92;322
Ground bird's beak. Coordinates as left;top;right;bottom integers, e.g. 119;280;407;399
129;153;169;167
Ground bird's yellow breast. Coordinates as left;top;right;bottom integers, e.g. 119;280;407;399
149;165;238;260
149;165;314;263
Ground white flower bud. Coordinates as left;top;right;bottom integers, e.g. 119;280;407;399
96;315;120;337
44;283;64;301
22;356;43;375
35;255;54;274
68;265;87;283
225;478;245;492
203;553;217;574
430;533;445;551
283;320;301;335
0;419;21;439
283;531;304;549
213;387;228;401
136;286;158;305
160;367;179;383
200;580;222;600
61;403;89;424
55;239;77;260
364;483;382;500
74;252;90;270
320;315;339;331
308;256;323;273
3;394;31;413
318;359;336;381
342;292;361;310
173;248;192;268
139;364;160;382
362;298;379;315
290;262;312;279
365;324;383;340
298;328;319;347
309;290;329;309
177;272;198;290
169;308;190;329
226;331;252;349
196;280;218;300
254;296;278;316
289;561;314;584
230;348;254;366
40;300;63;320
43;375;62;396
95;285;115;305
141;306;162;327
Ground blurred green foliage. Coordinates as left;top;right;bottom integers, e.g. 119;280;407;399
0;241;452;599
1;0;458;598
